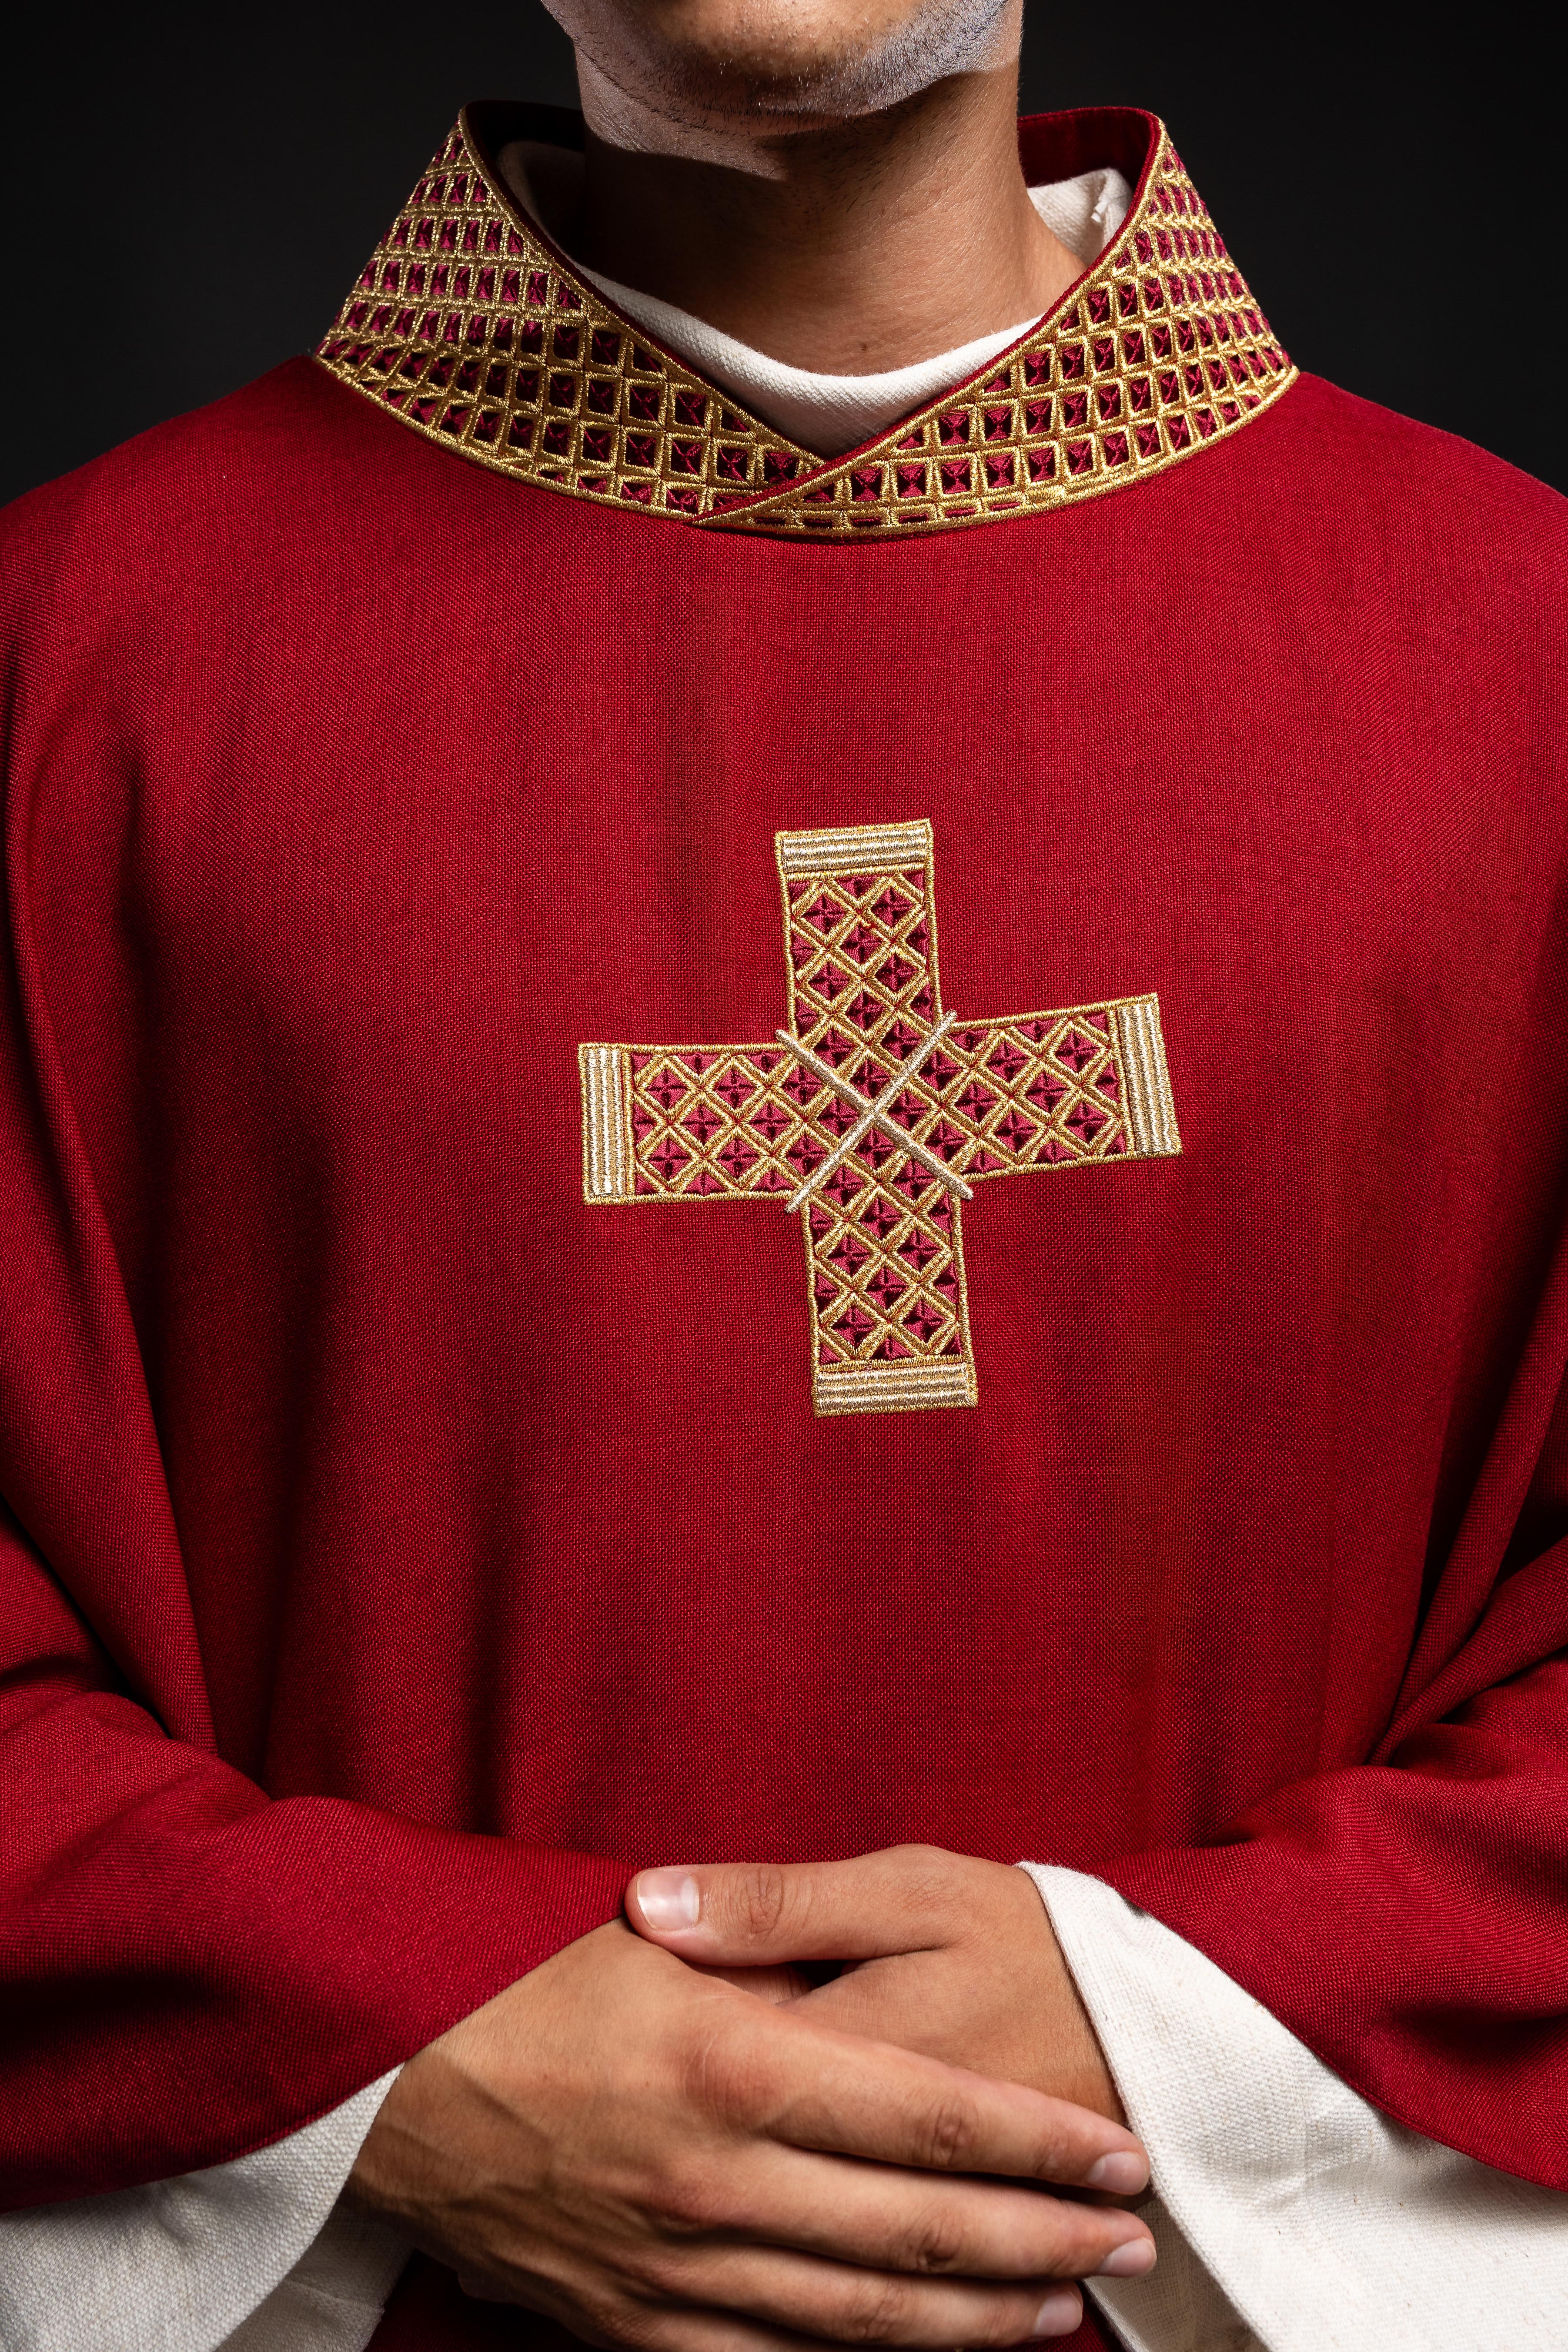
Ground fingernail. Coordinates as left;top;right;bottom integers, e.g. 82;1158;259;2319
1029;2288;1082;2337
1087;2149;1149;2195
1095;2238;1156;2278
635;1870;701;1930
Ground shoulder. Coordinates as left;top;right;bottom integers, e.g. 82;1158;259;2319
0;362;539;764
1;362;392;637
1251;371;1568;593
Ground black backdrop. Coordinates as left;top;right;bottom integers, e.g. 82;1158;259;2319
3;5;1561;508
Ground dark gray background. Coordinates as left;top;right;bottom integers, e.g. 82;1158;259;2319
3;5;1559;508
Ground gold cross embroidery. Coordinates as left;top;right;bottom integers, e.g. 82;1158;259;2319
579;820;1180;1416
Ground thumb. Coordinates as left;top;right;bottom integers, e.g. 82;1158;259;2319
625;1845;959;1965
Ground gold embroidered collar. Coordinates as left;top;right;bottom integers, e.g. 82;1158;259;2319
317;102;1294;540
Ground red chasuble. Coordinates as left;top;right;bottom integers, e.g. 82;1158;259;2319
2;100;1566;2348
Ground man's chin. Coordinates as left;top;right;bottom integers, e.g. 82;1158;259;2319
551;0;1016;130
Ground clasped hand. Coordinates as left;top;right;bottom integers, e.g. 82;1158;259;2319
350;1845;1155;2347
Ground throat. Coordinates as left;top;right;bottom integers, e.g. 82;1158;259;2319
495;127;1128;458
497;57;1081;382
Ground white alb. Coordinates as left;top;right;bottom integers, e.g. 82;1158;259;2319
0;2074;400;2352
1028;1867;1568;2352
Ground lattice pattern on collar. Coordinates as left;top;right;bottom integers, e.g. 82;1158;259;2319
317;107;1295;541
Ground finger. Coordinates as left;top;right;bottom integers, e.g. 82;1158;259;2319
717;2007;1148;2193
628;1846;960;1968
793;1966;1135;2160
612;2288;1083;2352
641;2246;1095;2347
661;2138;1155;2279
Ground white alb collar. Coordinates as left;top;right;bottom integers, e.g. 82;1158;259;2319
515;159;1132;457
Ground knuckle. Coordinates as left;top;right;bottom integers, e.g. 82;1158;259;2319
736;1864;790;1940
648;2159;735;2239
919;2088;980;2170
895;1842;971;1930
687;2013;774;2130
620;2245;698;2306
838;2275;915;2345
596;2304;665;2352
903;2209;968;2274
973;2296;1064;2348
893;1841;953;1884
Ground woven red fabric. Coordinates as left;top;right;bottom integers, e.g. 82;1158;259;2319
1;312;1565;2322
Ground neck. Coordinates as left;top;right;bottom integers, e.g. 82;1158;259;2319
517;40;1080;376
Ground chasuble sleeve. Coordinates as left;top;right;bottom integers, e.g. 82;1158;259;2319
0;467;627;2209
0;1470;622;2211
1091;1361;1568;2194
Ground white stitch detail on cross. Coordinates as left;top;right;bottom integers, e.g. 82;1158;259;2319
773;1010;974;1216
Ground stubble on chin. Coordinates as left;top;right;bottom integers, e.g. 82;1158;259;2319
558;0;1019;141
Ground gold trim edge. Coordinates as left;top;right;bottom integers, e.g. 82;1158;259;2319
316;108;1296;542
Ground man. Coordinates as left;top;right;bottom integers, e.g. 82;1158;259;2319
1;0;1565;2345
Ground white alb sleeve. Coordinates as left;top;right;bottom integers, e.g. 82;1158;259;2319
1021;1864;1568;2352
0;2071;407;2352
